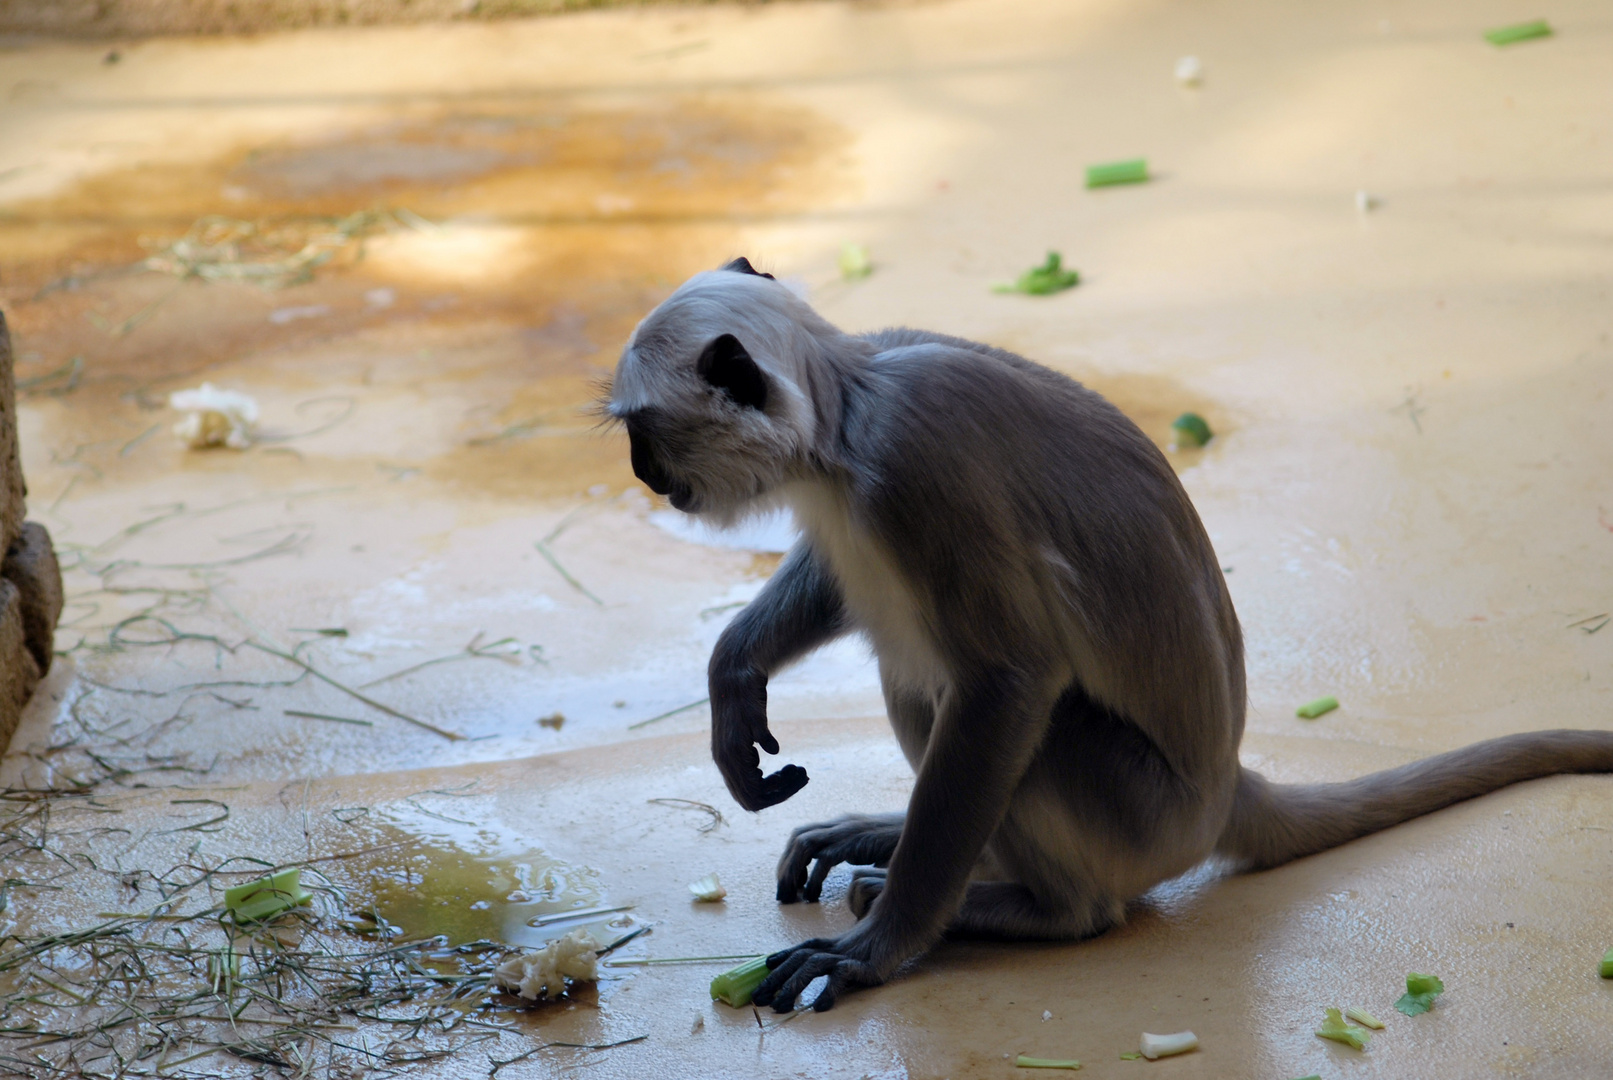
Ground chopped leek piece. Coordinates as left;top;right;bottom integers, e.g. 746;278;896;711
1345;1006;1385;1030
839;243;873;280
1315;1006;1370;1050
1600;947;1613;979
1119;1051;1143;1060
1296;696;1339;719
1484;20;1551;46
224;869;312;923
1086;159;1149;188
1171;412;1213;447
1015;1056;1081;1069
994;252;1080;296
1395;971;1445;1015
1139;1031;1198;1059
709;956;770;1008
688;873;727;902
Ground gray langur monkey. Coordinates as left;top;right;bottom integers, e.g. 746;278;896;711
604;256;1613;1013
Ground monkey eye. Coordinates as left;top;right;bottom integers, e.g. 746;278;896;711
696;333;768;411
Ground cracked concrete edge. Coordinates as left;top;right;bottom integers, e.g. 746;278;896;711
0;311;63;752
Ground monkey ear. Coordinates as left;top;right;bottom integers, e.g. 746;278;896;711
697;334;769;411
721;256;775;281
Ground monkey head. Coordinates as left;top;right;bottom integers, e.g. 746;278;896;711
605;257;832;521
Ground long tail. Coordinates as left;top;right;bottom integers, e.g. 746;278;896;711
1216;729;1613;871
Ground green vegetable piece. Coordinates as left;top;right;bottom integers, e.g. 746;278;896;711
839;243;873;281
709;956;770;1008
224;869;311;923
1600;947;1613;979
1484;19;1551;46
1292;1075;1323;1080
1405;972;1443;996
1395;971;1445;1016
1086;158;1150;188
1119;1051;1143;1060
1315;1006;1371;1050
1345;1006;1385;1030
1171;412;1212;447
994;251;1080;296
1296;696;1339;719
1015;1056;1081;1070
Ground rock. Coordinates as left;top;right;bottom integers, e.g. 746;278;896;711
0;310;64;751
0;578;43;743
4;522;63;676
0;311;25;557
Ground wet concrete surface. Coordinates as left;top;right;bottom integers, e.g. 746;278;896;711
1;0;1612;1076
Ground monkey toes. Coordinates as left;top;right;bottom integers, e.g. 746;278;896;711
847;868;885;918
775;813;904;904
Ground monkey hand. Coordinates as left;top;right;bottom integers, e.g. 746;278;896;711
751;922;894;1013
711;668;810;811
776;813;903;903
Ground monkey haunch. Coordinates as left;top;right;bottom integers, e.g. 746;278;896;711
606;258;1613;1013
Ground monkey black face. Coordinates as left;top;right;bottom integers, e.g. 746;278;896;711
623;409;695;510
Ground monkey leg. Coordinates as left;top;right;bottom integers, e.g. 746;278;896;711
776;812;905;903
847;868;1118;939
946;881;1123;940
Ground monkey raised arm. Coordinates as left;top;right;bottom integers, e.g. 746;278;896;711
709;541;850;811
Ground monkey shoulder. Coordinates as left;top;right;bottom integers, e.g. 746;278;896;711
842;339;1147;489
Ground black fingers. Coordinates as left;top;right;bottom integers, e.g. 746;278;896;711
754;942;881;1012
756;764;809;809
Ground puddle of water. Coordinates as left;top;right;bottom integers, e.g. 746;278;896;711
335;816;639;953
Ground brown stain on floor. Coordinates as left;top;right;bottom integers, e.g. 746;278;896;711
2;96;849;503
3;94;1218;511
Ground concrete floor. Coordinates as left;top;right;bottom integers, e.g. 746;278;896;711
2;0;1611;1076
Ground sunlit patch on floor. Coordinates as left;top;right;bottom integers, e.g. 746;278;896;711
1;95;852;507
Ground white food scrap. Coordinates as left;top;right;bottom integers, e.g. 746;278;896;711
170;383;258;450
492;929;599;1001
1175;56;1204;86
689;873;727;902
1139;1031;1199;1060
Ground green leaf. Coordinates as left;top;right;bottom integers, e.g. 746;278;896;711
1171;412;1213;447
994;252;1080;296
1395;970;1445;1015
1405;972;1444;996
